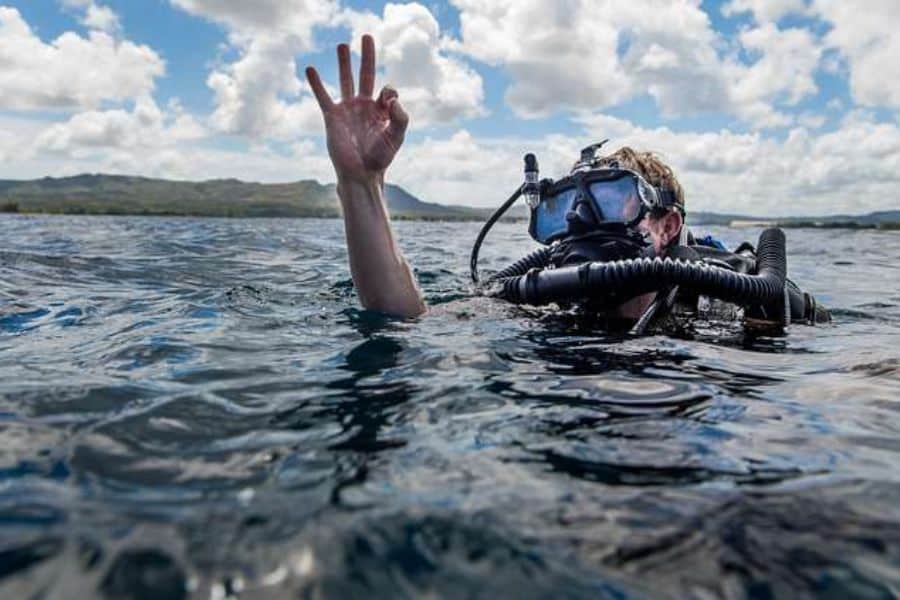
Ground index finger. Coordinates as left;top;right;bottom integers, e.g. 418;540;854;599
305;66;334;112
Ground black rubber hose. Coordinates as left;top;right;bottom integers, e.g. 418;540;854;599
497;228;787;308
470;185;523;284
487;246;553;282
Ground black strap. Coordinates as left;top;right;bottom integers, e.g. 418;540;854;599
657;188;681;210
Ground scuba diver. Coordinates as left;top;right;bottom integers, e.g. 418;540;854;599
305;36;829;332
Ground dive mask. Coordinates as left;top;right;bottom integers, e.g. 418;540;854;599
528;168;681;245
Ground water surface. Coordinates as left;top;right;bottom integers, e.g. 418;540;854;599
1;215;899;598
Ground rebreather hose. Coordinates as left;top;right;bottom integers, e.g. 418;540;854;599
494;228;788;309
470;185;524;285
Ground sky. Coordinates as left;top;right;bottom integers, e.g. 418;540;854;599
0;0;898;216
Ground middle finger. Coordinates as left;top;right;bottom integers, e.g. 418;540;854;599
359;34;376;98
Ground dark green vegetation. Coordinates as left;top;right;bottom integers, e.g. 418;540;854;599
0;174;495;221
0;174;896;228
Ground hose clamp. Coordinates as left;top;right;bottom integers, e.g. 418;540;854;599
783;286;791;327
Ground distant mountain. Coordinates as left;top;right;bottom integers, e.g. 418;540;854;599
690;211;754;226
690;210;900;228
0;174;895;228
0;174;494;221
826;210;900;225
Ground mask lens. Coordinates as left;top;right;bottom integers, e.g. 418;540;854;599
588;176;642;224
534;186;577;243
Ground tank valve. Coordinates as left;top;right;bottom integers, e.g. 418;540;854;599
523;153;540;209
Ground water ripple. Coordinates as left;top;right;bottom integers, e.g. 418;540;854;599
0;216;899;597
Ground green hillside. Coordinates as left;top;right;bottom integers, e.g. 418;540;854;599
0;174;491;221
0;174;895;228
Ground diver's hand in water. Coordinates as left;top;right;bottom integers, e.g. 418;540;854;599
306;35;408;185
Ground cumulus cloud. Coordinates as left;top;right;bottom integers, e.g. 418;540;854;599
574;111;900;215
13;98;329;183
450;0;635;116
33;97;207;159
170;0;337;42
449;0;822;129
10;104;900;217
3;0;898;219
169;1;485;137
349;110;900;216
0;105;328;183
0;7;164;111
205;36;324;139
338;3;485;125
729;23;822;127
387;116;895;216
169;0;337;139
814;0;900;108
721;0;807;23
60;0;121;32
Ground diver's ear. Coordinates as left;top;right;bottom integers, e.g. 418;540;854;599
660;210;683;246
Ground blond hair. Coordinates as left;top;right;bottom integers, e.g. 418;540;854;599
596;147;684;210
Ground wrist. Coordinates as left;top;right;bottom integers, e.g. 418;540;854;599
336;170;383;189
336;172;385;207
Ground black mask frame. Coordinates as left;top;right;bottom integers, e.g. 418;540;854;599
528;168;681;245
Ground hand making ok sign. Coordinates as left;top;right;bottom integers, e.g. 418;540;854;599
305;35;409;185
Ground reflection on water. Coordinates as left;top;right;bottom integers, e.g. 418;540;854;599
1;215;899;598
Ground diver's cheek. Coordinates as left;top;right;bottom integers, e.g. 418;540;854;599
636;217;662;254
636;216;651;234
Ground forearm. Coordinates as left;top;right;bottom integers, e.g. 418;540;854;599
337;175;426;318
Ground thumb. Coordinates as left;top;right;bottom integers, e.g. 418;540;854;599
385;97;409;146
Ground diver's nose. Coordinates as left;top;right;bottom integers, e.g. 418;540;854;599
566;192;598;234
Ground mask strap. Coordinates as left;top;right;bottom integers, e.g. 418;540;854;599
657;189;680;209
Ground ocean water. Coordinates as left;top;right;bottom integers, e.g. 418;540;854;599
1;214;899;599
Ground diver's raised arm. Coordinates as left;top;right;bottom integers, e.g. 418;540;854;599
306;35;426;318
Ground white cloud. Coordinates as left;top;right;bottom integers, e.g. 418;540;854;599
323;110;900;216
171;1;485;137
338;3;485;125
390;130;527;205
450;0;634;116
0;7;163;111
206;36;324;139
729;23;822;127
613;1;734;119
814;0;900;108
33;97;207;158
721;0;807;23
89;140;335;184
575;111;900;215
2;100;331;183
737;25;820;105
449;0;821;129
1;0;895;220
169;0;338;139
60;0;121;32
8;105;900;217
798;112;826;129
384;113;899;216
170;0;337;42
0;137;332;185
